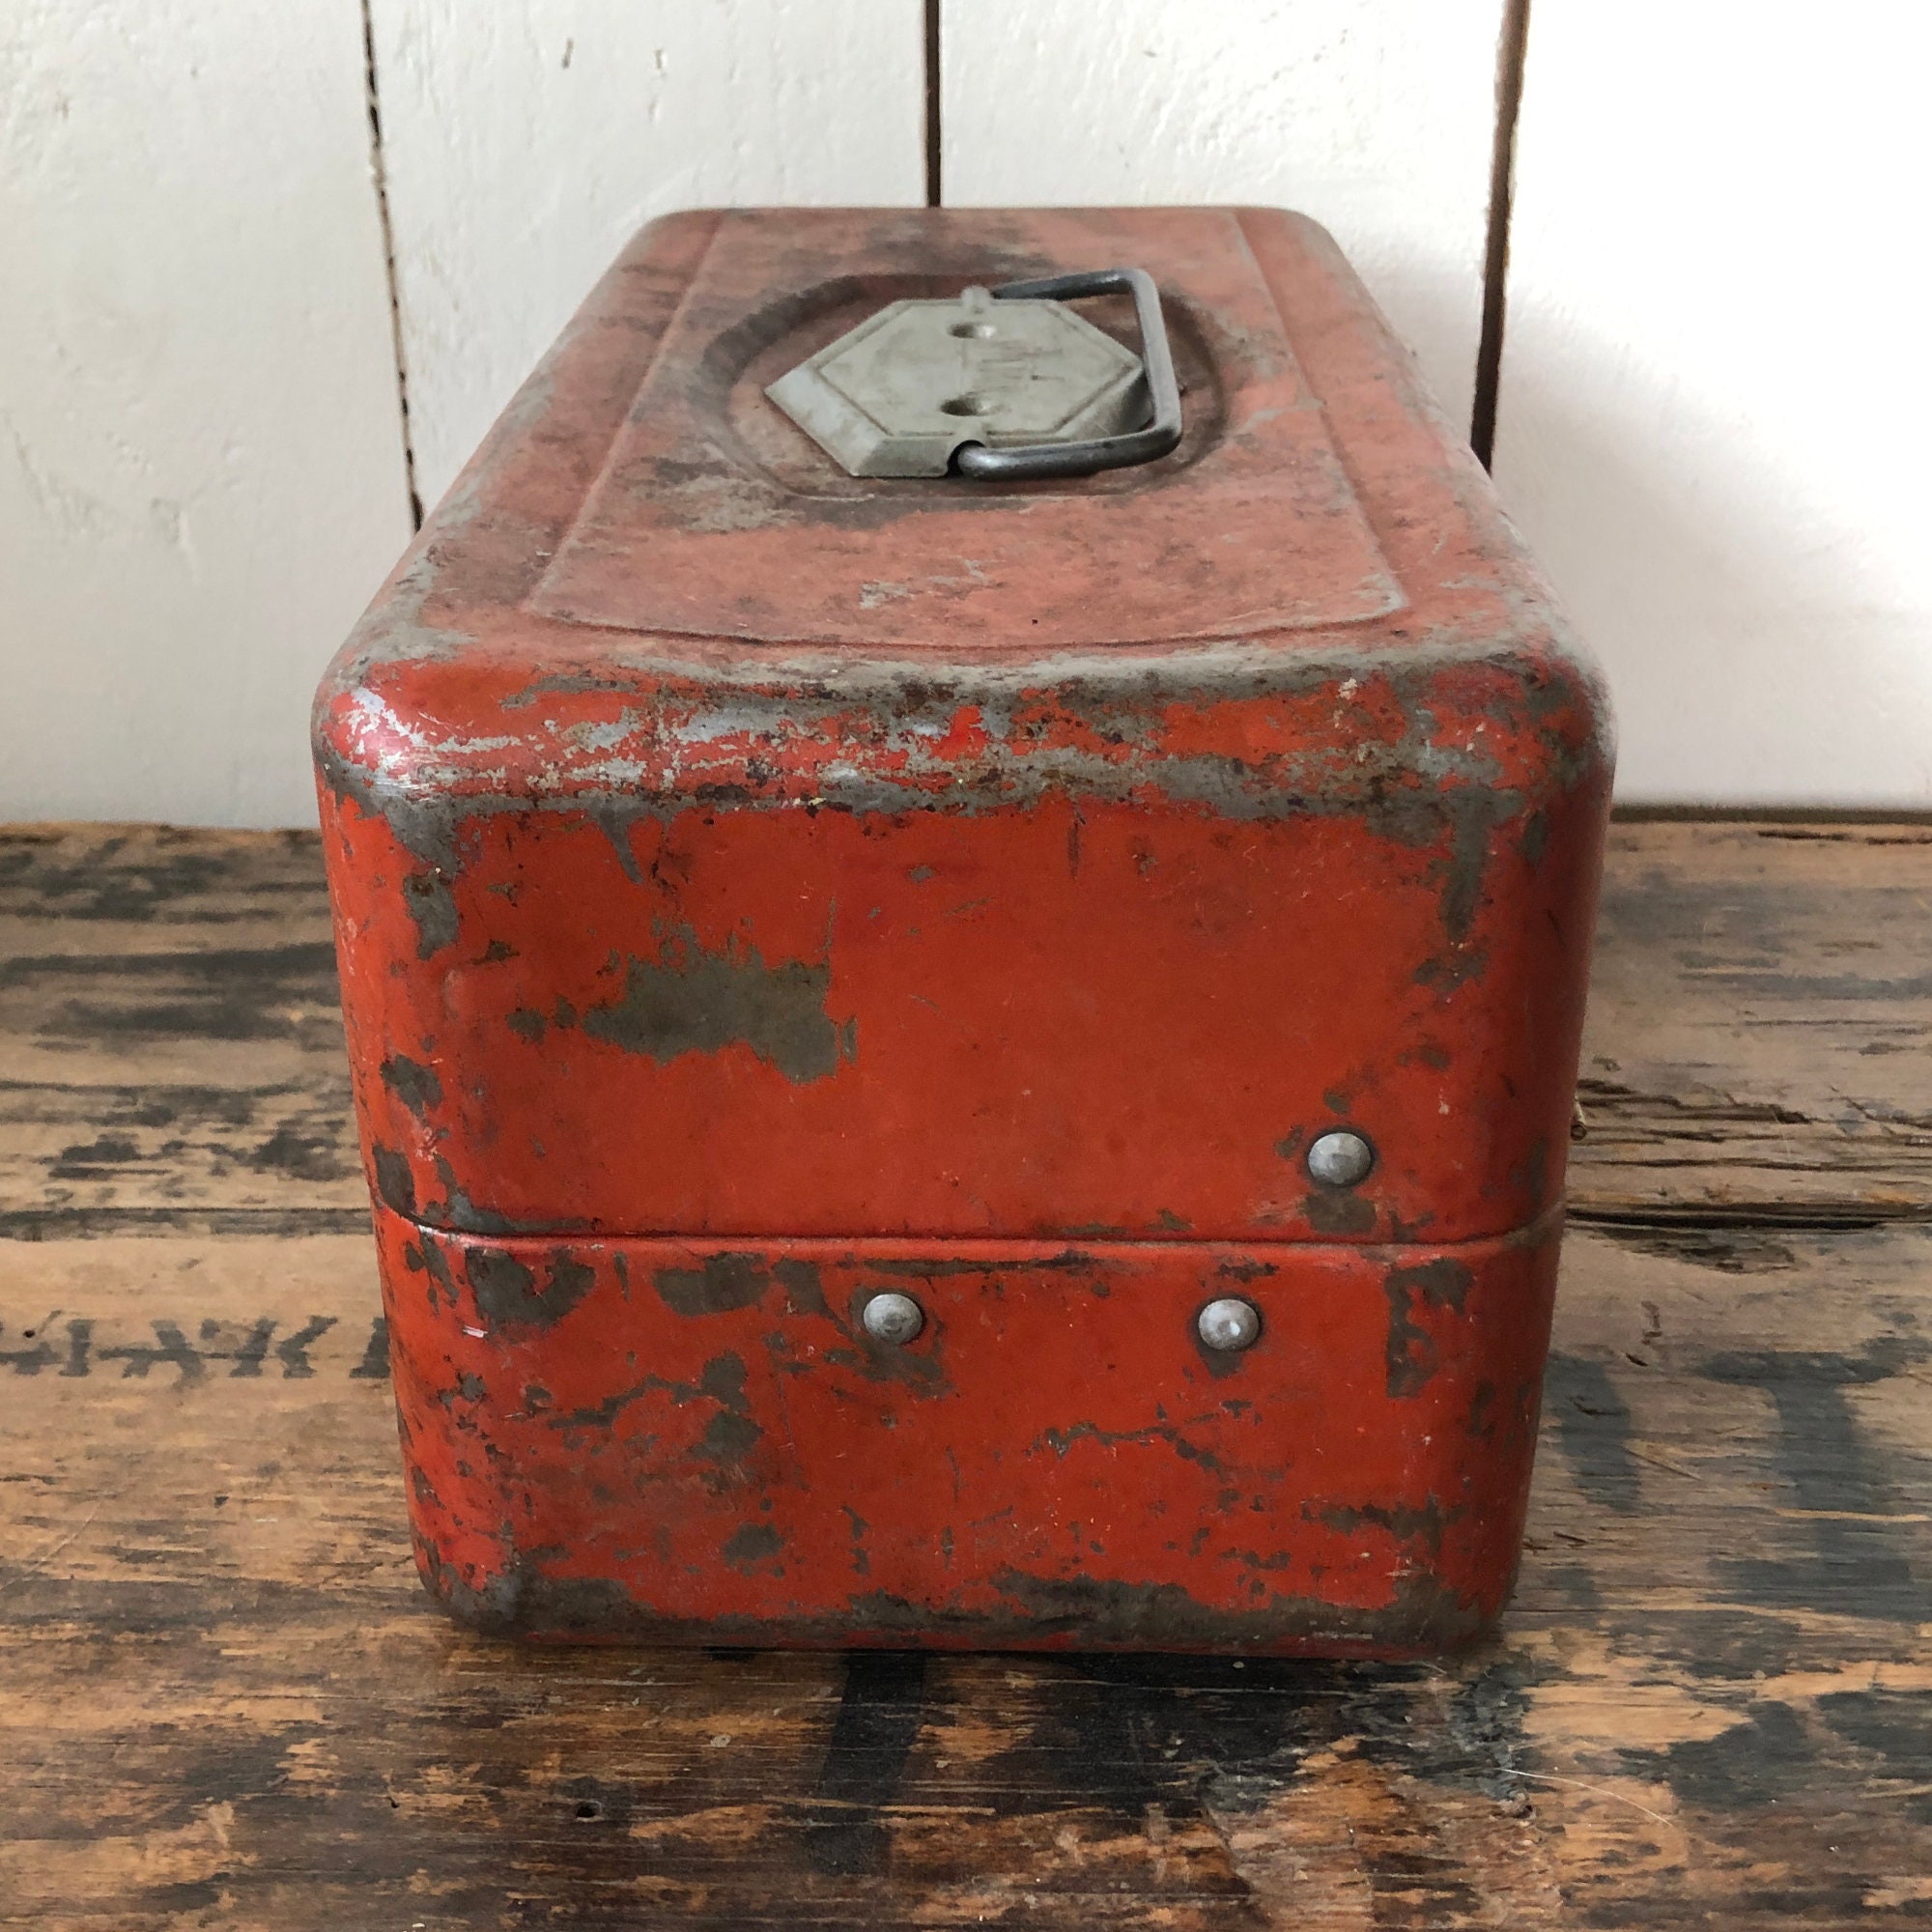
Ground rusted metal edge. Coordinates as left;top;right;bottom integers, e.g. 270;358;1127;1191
364;1195;1568;1258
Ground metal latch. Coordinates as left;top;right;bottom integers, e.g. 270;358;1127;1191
766;268;1182;481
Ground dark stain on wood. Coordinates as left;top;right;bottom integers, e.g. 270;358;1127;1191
804;1650;930;1873
1544;1350;1642;1515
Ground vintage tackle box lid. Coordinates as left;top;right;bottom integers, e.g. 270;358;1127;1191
319;205;1605;717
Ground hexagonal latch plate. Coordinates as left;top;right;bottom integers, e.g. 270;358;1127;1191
767;285;1150;478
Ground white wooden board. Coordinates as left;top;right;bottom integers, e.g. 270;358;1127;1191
0;0;414;827
1493;3;1932;805
938;0;1508;433
370;0;926;511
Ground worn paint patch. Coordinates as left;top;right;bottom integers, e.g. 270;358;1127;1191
835;1287;950;1393
984;1567;1489;1653
424;1156;526;1236
466;1248;596;1330
415;1543;1491;1653
1303;1188;1377;1237
1383;1258;1474;1397
1313;1497;1459;1554
379;1054;443;1119
722;1522;784;1571
654;1253;822;1318
370;1144;415;1218
581;928;852;1083
402;1233;457;1311
401;869;458;959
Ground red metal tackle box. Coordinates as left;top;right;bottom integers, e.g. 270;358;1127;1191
314;207;1612;1655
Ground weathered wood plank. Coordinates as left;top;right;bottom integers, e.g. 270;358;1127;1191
1572;821;1932;1222
1;1224;1926;1925
0;827;363;1230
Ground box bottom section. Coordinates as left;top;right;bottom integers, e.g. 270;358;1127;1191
375;1206;1563;1657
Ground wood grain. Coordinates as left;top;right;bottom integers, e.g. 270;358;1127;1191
1574;821;1932;1222
0;827;363;1235
3;820;1930;1926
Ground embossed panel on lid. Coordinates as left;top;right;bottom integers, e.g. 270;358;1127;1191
528;208;1406;651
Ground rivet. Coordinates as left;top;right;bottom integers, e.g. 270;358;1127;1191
1196;1296;1262;1353
1307;1128;1375;1188
861;1290;924;1345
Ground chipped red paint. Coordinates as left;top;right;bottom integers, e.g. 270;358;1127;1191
381;1205;1562;1653
315;208;1612;1654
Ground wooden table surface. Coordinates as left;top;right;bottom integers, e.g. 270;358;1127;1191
3;819;1929;1928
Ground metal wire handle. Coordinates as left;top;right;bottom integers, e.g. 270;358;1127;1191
952;268;1183;482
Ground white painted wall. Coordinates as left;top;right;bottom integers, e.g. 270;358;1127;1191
942;0;1505;434
372;0;925;510
0;0;412;826
6;1;1932;820
1493;3;1932;805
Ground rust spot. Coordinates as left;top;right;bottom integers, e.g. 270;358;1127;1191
722;1522;784;1571
402;1234;457;1309
654;1253;822;1317
371;1144;416;1217
380;1054;443;1119
401;869;458;959
1303;1188;1376;1236
1216;1259;1277;1284
1383;1258;1473;1397
1312;1497;1460;1553
580;926;854;1083
1466;1380;1497;1438
467;1248;596;1330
